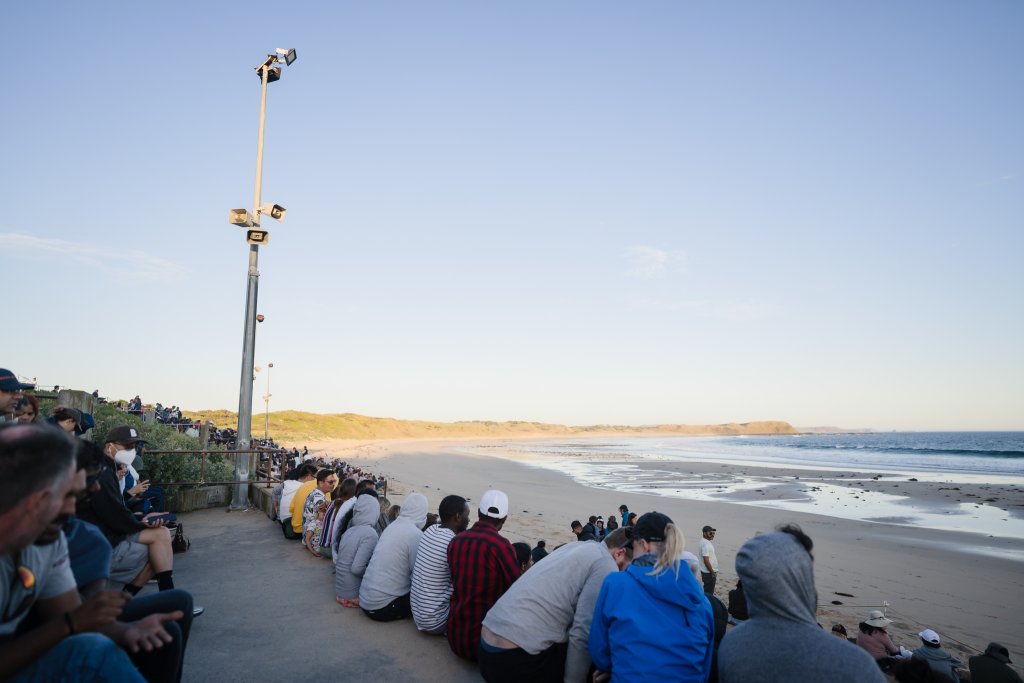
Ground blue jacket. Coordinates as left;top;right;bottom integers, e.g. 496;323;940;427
589;553;715;682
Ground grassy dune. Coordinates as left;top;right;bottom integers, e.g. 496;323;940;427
181;409;797;445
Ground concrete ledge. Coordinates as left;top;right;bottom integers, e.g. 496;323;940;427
248;483;275;519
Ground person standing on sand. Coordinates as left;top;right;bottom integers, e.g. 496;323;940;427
699;525;719;594
618;505;629;528
447;490;520;662
717;525;885;683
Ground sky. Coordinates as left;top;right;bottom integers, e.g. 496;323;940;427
3;2;1022;431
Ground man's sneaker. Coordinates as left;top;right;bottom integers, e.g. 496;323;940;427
193;606;205;618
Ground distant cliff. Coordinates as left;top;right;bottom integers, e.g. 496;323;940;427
182;409;798;444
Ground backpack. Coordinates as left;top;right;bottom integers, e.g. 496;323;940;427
172;524;191;553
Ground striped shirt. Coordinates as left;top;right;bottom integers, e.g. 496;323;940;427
410;524;456;632
446;520;520;661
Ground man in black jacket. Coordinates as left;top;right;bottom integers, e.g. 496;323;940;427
76;426;176;594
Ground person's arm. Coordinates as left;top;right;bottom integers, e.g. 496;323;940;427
351;536;377;577
495;540;521;588
81;469;146;537
587;580;613;677
565;561;614;683
0;590;127;679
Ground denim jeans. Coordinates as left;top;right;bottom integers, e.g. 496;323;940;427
121;589;194;683
9;633;145;683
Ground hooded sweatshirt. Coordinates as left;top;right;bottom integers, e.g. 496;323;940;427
717;532;885;683
913;643;963;682
334;495;381;600
358;492;428;610
588;552;715;682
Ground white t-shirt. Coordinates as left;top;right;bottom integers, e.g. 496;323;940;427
1;533;77;636
279;480;303;520
699;538;718;573
410;524;456;632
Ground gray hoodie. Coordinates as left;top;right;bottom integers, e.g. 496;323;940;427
358;492;428;610
334;495;381;600
718;531;885;683
913;643;963;682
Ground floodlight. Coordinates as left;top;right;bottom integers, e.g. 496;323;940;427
276;48;297;66
261;203;286;221
246;229;270;245
229;208;256;227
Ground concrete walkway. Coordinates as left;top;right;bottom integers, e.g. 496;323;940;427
173;507;480;682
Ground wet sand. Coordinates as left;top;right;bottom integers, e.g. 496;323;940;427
307;437;1024;673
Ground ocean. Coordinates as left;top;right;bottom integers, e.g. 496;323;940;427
467;432;1024;541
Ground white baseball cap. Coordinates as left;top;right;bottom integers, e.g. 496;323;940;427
479;489;509;519
919;629;941;645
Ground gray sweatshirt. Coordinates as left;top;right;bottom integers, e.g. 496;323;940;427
359;492;428;610
482;539;617;683
334;496;380;600
718;531;886;683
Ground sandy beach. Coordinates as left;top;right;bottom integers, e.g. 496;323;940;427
304;436;1024;673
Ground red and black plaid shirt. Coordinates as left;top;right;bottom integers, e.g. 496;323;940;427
445;520;520;660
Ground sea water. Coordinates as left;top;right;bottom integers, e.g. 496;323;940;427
469;432;1024;542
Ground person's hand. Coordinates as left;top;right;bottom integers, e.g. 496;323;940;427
128;480;150;496
142;512;167;528
592;671;611;683
70;591;130;632
121;612;183;653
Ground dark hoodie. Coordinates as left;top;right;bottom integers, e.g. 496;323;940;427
589;552;714;682
718;531;885;683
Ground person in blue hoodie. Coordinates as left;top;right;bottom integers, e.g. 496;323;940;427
589;511;714;683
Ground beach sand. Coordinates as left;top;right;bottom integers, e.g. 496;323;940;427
306;436;1024;673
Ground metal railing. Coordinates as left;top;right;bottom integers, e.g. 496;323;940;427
144;449;284;487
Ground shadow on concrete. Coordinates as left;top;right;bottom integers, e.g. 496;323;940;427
174;507;480;682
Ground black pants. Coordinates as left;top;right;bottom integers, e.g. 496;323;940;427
282;520;301;540
362;594;411;622
702;572;717;595
478;640;567;683
121;589;194;683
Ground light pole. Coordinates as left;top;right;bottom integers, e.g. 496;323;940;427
263;362;273;441
229;48;297;510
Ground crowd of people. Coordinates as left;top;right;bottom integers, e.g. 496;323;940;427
1;368;203;682
270;452;1019;683
4;367;1019;682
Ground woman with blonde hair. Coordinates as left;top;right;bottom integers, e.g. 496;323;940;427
589;511;715;683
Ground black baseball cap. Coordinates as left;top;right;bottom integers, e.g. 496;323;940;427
105;425;145;445
702;525;716;533
634;512;673;543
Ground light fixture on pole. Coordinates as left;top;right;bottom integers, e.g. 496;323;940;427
228;47;297;510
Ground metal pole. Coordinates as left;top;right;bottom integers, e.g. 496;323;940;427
264;363;271;441
231;63;270;510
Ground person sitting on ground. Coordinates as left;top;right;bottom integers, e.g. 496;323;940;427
0;423;180;683
595;519;607;540
317;478;356;556
334;495;382;609
832;624;850;640
605;513;618;532
727;578;748;623
302;469;337;558
913;629;963;683
279;463;315;538
589;512;715;683
0;369;33;425
893;656;952;683
582;516;599;540
571;520;596;542
857;609;902;671
969;642;1021;683
717;524;885;683
387;503;401;523
447;489;521;662
411;495;470;635
75;426;179;595
530;540;548;564
626;512;637;528
50;406;83;435
287;464;322;538
374;496;392;535
480;527;634;683
15;395;41;424
513;542;533;574
359;492;428;621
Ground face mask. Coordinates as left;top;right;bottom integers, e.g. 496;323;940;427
114;449;136;465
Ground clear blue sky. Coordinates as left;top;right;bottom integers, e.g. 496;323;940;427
3;2;1022;430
